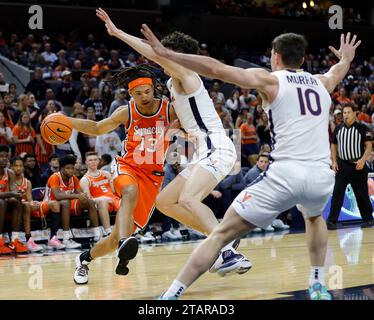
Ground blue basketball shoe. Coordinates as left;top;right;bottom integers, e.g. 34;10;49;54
308;282;332;300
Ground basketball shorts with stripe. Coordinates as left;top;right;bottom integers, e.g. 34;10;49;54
180;133;237;183
232;160;335;229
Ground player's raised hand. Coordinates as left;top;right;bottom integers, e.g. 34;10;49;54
96;7;119;37
140;24;169;57
329;33;361;63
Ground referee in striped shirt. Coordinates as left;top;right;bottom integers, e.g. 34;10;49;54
327;104;373;229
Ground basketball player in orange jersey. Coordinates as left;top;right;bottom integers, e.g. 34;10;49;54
45;155;100;249
80;151;121;238
71;65;178;284
95;7;250;277
0;145;28;255
10;157;44;253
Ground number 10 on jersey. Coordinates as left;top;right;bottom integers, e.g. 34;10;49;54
297;88;322;116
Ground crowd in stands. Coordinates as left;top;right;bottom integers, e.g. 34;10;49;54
208;0;369;24
0;25;373;254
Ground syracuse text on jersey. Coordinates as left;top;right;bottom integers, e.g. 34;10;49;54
131;120;172;166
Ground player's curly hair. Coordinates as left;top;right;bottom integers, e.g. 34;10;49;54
106;64;162;93
161;31;199;54
59;155;77;168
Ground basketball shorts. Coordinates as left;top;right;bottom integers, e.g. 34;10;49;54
232;160;335;229
112;162;163;230
31;201;50;218
92;196;121;213
70;199;81;216
108;196;121;213
180;133;237;183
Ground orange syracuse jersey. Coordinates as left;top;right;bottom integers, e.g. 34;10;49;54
15;176;29;201
85;171;115;198
46;172;80;201
116;97;171;174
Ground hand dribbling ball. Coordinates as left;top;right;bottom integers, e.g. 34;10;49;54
41;113;73;145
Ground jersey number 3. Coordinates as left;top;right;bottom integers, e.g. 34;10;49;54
297;88;322;116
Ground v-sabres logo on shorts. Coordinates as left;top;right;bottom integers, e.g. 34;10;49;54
236;192;252;209
206;159;219;172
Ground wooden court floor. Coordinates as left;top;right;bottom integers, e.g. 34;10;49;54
1;227;374;300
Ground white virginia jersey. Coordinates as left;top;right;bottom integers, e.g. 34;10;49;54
166;74;225;137
264;70;332;165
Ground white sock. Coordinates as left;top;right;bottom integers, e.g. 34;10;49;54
105;228;112;236
163;280;187;298
310;266;325;286
11;232;19;241
63;231;70;241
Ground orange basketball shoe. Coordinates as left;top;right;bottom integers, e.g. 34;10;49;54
8;239;28;254
0;238;13;255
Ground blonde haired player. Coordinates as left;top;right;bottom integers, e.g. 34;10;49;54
141;27;362;300
80;151;120;240
96;8;251;276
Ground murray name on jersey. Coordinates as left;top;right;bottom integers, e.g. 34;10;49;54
286;74;319;86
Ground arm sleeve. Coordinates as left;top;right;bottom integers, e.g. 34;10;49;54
95;136;103;156
68;129;82;160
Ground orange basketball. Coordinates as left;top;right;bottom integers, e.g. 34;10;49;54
41;113;73;145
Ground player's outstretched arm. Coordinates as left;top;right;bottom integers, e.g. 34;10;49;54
140;24;277;90
96;8;190;80
69;106;129;136
316;33;361;93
